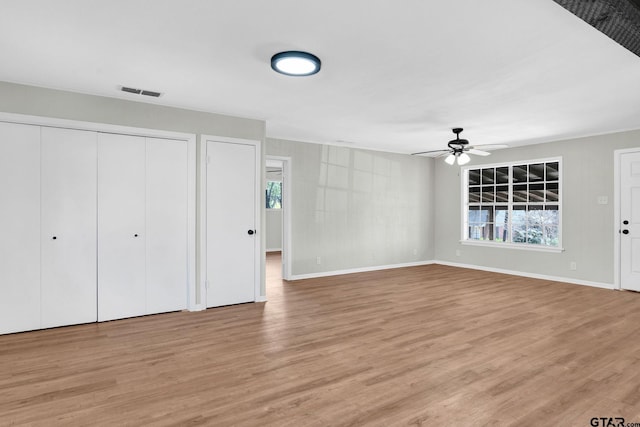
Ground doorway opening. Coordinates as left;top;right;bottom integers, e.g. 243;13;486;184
265;156;292;296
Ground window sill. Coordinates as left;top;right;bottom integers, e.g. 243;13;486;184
460;240;564;253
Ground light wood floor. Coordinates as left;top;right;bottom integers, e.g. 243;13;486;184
2;255;640;426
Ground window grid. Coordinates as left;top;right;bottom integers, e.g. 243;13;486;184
464;159;561;248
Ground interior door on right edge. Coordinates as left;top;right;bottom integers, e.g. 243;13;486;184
206;140;256;307
621;151;640;290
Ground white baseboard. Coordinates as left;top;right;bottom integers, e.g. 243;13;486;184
289;260;435;281
287;259;614;290
434;260;614;290
255;295;267;302
266;248;282;253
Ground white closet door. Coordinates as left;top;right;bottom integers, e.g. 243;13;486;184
41;127;97;329
0;123;41;334
97;133;146;321
145;137;188;314
206;140;257;307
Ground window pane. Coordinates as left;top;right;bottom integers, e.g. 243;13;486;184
495;185;509;202
513;184;528;202
513;165;528;183
529;183;545;202
494;206;509;242
527;205;544;225
529;163;544;182
482;206;494;223
546;162;559;181
482;186;495;203
482;168;495;184
527;224;543;244
469;206;493;223
526;205;544;245
512;206;527;243
469;223;492;240
469;187;481;203
545;205;559;225
468;169;480;185
546;182;559;202
541;226;559;246
469;206;493;240
468;206;481;222
496;167;509;184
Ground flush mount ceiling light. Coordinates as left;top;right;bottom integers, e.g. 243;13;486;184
271;51;321;76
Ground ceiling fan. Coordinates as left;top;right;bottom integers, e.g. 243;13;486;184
412;128;508;165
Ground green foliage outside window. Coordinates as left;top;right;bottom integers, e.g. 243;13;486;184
266;181;282;209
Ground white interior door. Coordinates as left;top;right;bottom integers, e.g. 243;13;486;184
621;151;640;290
206;140;257;307
0;122;41;334
41;127;97;328
97;133;146;321
146;137;188;314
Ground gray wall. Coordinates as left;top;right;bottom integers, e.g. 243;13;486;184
267;138;435;276
5;81;636;288
0;82;264;140
434;129;640;285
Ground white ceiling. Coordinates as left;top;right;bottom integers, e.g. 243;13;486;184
1;0;639;154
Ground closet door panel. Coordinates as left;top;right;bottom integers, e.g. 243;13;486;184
0;123;41;334
97;133;146;321
145;138;188;314
41;127;97;329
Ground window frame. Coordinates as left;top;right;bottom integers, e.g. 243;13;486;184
460;156;564;253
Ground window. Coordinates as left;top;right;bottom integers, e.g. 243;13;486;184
266;181;282;209
463;158;561;249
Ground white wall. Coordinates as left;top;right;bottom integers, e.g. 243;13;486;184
266;138;435;277
434;129;640;286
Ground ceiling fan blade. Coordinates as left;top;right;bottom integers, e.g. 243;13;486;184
411;149;450;156
470;144;509;151
467;148;491;156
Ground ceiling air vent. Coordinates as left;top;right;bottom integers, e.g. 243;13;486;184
120;86;163;97
140;90;161;97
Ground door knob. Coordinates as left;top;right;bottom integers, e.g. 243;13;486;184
134;234;139;237
623;230;630;235
52;236;57;240
247;229;255;235
623;220;629;225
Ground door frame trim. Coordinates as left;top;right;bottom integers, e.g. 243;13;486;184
199;135;263;309
613;148;640;290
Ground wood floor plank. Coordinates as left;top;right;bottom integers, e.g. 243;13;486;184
1;255;640;426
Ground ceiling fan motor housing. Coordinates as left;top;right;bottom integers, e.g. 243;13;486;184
448;128;469;153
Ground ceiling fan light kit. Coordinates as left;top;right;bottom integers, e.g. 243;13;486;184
445;153;456;165
457;152;471;165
